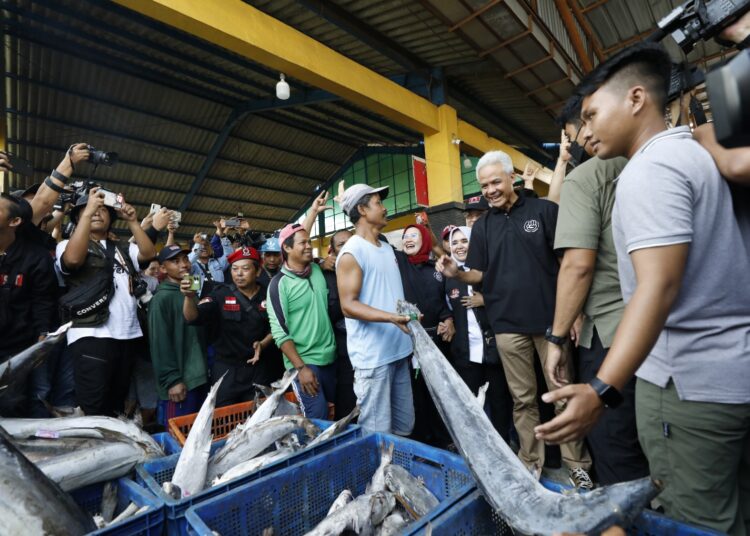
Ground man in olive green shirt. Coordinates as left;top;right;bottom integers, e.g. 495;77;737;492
543;96;649;485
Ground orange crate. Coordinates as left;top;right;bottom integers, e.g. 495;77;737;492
168;393;334;446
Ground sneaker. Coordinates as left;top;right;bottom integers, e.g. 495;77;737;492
569;467;594;491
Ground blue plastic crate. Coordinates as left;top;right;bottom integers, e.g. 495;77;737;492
69;478;164;536
184;432;476;536
417;488;726;536
152;432;182;456
134;418;361;536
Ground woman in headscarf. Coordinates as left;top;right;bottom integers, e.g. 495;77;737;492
396;223;454;448
445;226;513;441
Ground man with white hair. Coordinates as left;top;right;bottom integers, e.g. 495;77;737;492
438;150;592;488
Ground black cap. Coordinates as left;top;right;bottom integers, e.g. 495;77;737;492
158;244;191;263
464;195;489;211
11;183;40;199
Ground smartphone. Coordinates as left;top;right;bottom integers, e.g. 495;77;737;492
6;154;34;176
190;275;201;291
200;233;207;240
225;217;240;227
150;203;161;214
170;211;182;223
100;189;123;209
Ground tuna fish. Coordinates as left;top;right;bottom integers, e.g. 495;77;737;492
383;464;439;519
211;448;296;487
0;424;95;535
0;415;163;458
304;491;396;536
374;511;409;536
307;406;359;448
206;415;318;485
35;437;149;491
170;375;224;498
367;442;394;494
397;300;661;535
327;490;354;516
240;369;297;429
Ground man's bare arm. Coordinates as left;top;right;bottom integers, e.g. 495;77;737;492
551;248;596;336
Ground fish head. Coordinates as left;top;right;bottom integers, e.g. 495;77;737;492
369;491;396;525
302;420;321;439
589;477;662;531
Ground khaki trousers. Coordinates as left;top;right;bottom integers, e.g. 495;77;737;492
495;333;591;471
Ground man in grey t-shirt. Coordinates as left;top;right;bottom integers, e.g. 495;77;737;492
535;43;750;535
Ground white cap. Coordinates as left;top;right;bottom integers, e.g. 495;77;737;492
339;184;389;215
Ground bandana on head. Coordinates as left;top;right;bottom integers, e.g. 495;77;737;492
403;224;433;265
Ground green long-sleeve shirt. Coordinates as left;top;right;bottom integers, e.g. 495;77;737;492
266;264;336;370
147;281;208;400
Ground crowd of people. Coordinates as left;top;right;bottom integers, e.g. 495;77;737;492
1;38;749;535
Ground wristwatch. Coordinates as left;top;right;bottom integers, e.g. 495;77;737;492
544;327;567;347
588;377;624;408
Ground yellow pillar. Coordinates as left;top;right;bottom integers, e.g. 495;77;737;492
423;105;463;206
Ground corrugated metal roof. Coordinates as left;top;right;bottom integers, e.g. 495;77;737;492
3;0;414;239
4;0;734;239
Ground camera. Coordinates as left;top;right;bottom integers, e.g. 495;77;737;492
132;277;152;308
86;145;118;167
649;0;750;146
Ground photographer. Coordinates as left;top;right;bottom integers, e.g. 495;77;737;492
189;226;231;295
56;188;156;416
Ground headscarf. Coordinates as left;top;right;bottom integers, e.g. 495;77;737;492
449;226;472;267
402;224;432;265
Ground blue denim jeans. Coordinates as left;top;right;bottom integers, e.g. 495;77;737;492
292;363;336;420
353;357;414;435
28;340;75;417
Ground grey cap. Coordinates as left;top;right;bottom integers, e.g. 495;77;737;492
339;184;389;214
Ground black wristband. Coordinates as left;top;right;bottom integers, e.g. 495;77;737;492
50;169;70;183
44;176;67;194
295;364;307;371
544;327;567;346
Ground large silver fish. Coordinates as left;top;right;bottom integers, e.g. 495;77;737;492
240;369;297;429
206;415;318;485
383;464;439;519
0;424;95;535
0;415;163;458
211;447;296;487
0;323;71;415
374;511;408;536
35;438;149;491
304;491;396;536
307;405;359;448
366;442;394;494
398;300;661;535
170;375;224;498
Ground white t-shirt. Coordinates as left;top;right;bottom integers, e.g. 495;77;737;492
56;240;144;345
466;285;484;364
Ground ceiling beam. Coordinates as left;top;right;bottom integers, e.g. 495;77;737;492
553;0;593;73
113;0;440;134
568;0;605;62
449;0;505;32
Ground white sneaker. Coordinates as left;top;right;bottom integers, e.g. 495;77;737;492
569;467;594;491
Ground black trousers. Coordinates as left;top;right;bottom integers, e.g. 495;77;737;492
578;328;650;485
333;331;357;420
212;358;266;408
453;359;513;442
69;337;136;416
